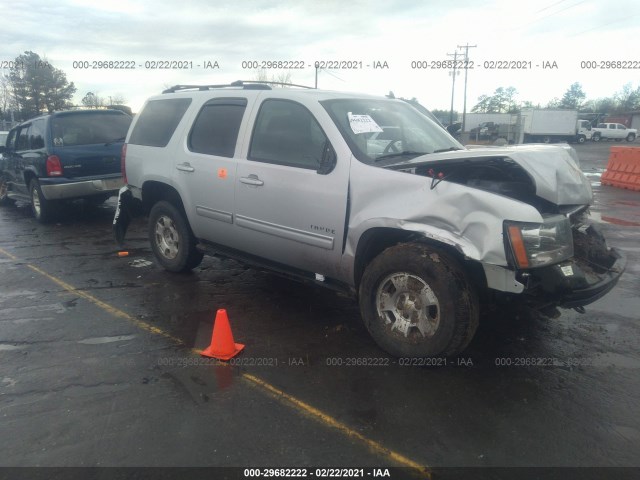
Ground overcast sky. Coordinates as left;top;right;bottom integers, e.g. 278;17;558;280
1;0;639;113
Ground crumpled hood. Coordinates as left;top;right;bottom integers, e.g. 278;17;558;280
394;144;593;206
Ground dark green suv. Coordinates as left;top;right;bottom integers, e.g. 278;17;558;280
0;109;131;222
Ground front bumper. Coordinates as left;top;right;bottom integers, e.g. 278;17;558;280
523;225;627;309
40;174;124;200
532;248;626;308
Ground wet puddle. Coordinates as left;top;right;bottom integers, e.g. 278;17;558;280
0;344;21;351
78;334;137;345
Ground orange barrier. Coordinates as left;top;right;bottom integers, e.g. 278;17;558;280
601;146;640;192
201;309;245;360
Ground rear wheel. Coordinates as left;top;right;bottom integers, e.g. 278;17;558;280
359;243;479;358
148;201;203;272
29;179;56;223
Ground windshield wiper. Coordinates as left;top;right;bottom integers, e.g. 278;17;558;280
433;147;462;153
374;151;428;163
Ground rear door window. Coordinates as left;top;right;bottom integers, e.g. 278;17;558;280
29;119;46;149
129;98;192;147
188;98;247;157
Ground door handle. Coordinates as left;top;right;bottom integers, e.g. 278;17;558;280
240;175;264;186
176;162;195;172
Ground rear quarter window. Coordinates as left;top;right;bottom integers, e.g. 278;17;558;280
129;98;192;147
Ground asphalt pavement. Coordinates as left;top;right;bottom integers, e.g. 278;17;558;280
0;142;638;479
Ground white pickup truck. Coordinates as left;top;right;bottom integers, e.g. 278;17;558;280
591;123;637;142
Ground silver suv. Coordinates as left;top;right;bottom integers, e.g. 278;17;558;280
114;81;625;358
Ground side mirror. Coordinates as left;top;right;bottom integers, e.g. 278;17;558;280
317;141;337;175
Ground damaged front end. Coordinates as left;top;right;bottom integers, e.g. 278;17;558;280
383;144;626;312
506;210;626;311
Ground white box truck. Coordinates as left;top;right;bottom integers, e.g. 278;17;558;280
521;108;592;144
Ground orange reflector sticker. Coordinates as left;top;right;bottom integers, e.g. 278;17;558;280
507;225;529;268
218;168;227;179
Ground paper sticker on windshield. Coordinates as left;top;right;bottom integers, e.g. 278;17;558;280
348;112;383;134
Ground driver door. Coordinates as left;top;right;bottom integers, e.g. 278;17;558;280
233;98;349;278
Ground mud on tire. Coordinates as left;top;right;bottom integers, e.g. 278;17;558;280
148;200;203;272
359;243;479;358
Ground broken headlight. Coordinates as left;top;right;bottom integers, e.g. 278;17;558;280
505;215;574;269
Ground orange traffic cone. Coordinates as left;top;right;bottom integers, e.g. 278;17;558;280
201;309;245;360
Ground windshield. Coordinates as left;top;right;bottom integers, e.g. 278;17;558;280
321;98;463;165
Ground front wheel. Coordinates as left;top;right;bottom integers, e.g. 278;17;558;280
577;135;586;144
627;133;636;142
148;201;203;272
359;243;479;358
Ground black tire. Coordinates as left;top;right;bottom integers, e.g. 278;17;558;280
0;175;14;206
29;179;56;223
577;135;586;144
592;133;601;142
359;243;479;358
627;133;636;142
148;200;203;272
542;136;552;144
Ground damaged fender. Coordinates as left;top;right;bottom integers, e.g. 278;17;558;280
344;158;544;283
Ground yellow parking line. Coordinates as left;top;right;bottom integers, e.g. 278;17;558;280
0;246;430;476
243;373;431;476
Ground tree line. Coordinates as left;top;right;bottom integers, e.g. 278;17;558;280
1;51;126;123
469;82;640;114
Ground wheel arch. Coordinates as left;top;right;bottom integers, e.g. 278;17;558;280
353;227;486;293
141;180;186;215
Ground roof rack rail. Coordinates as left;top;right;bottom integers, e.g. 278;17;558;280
238;80;315;89
162;80;315;94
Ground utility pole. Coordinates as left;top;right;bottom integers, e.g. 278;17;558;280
457;43;477;134
446;51;460;126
